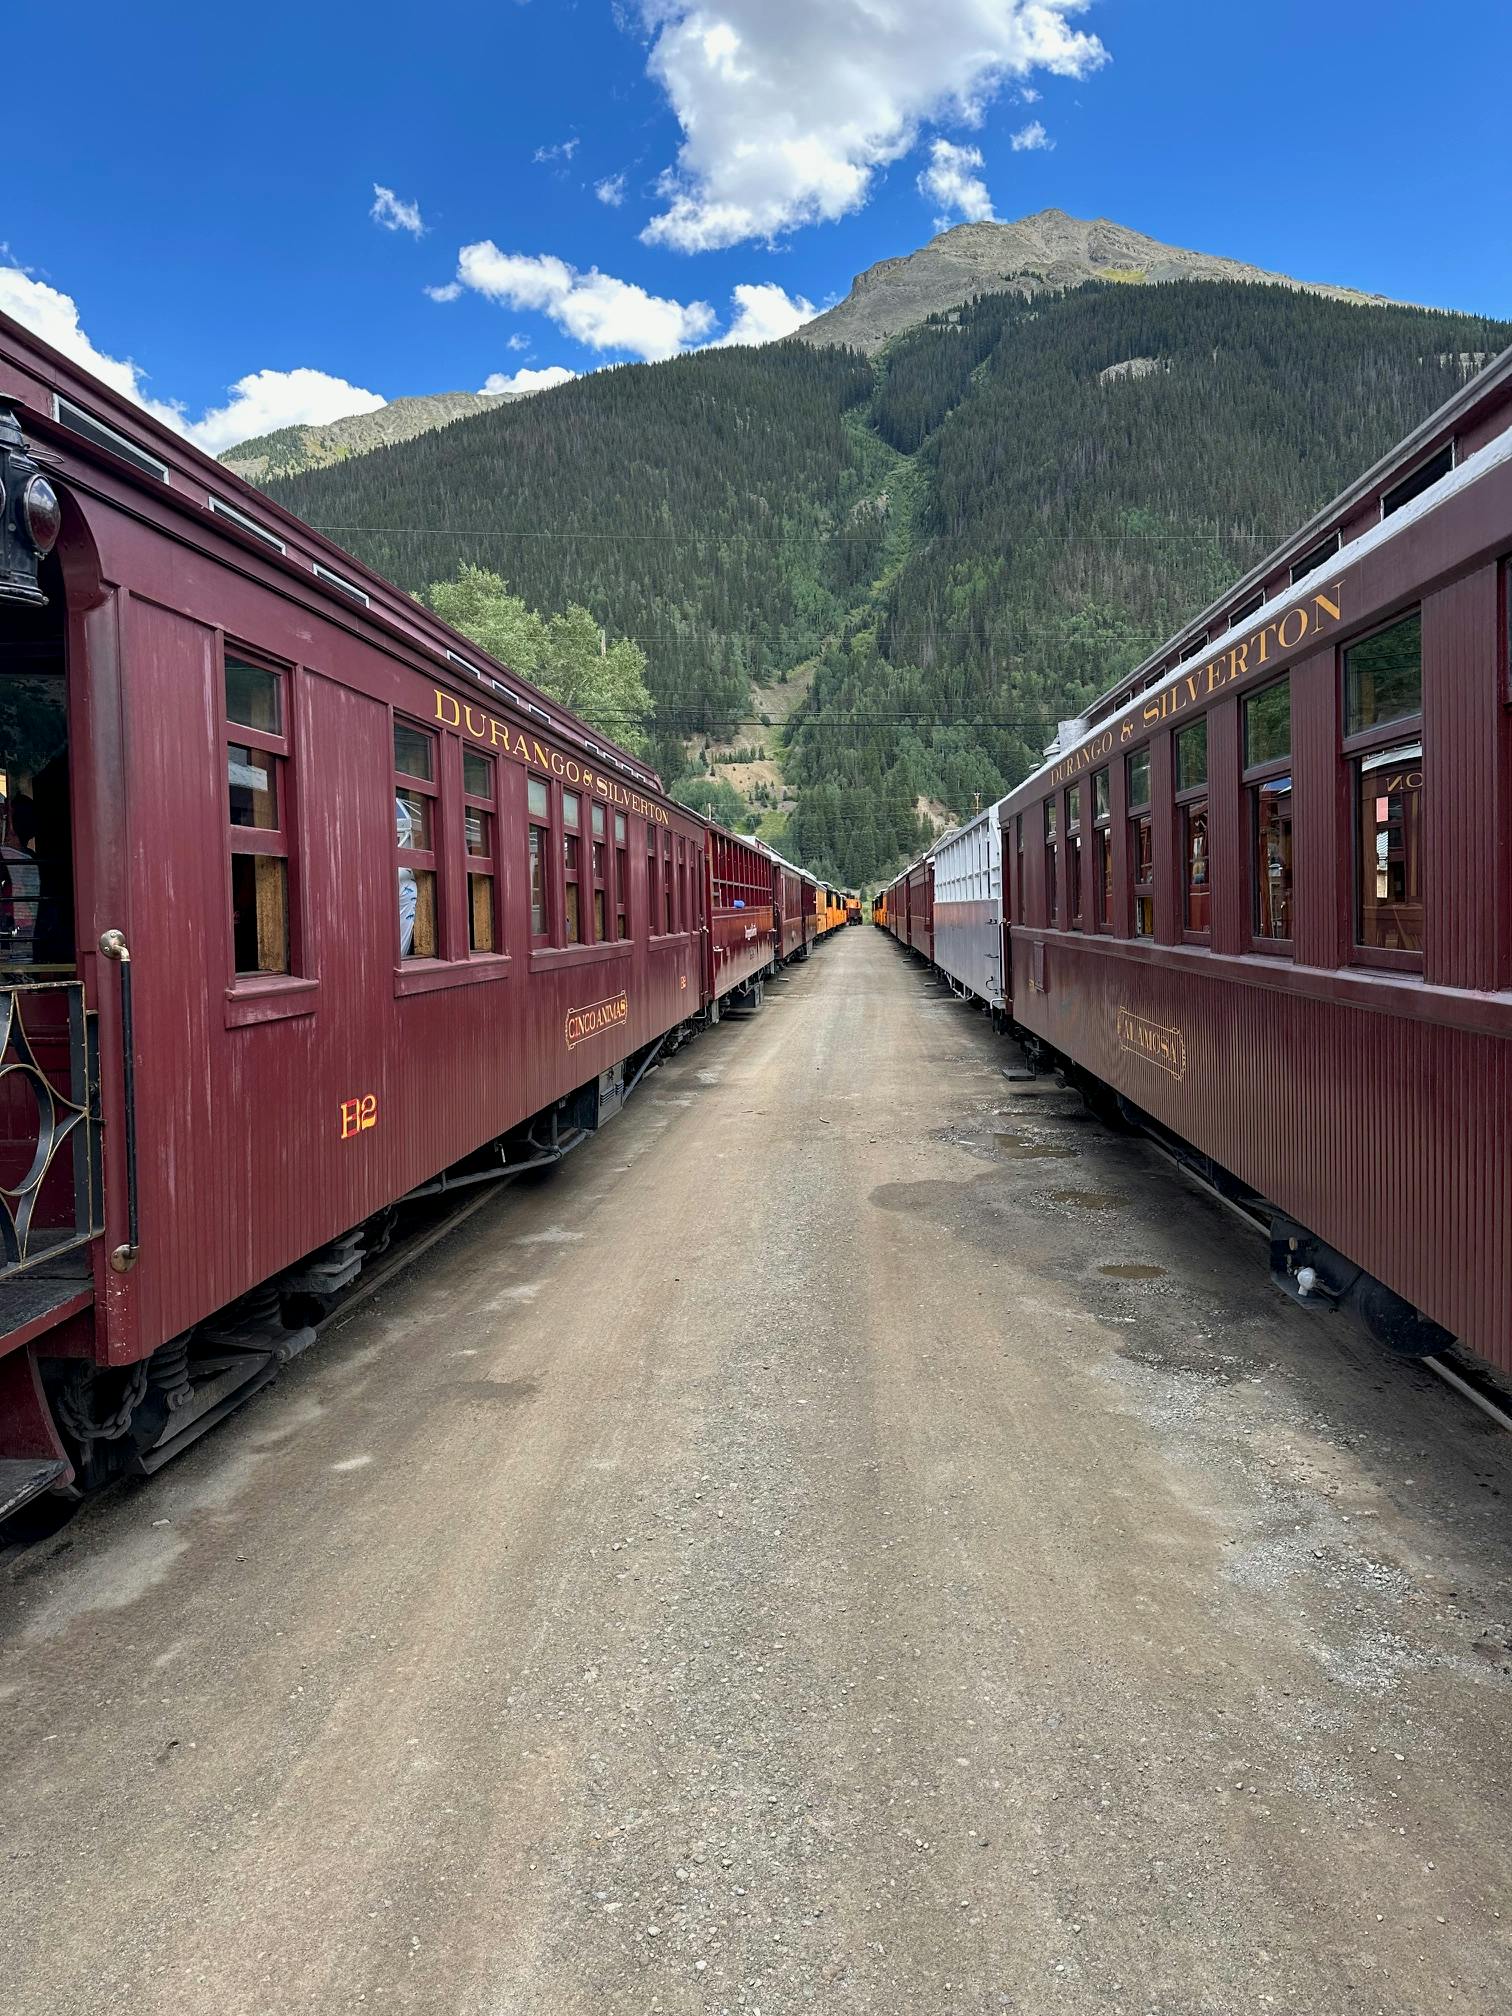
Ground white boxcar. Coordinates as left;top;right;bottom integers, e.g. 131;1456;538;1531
931;802;1006;1013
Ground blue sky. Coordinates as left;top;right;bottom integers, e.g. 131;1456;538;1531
5;0;1509;450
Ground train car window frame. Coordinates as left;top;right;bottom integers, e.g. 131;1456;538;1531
1343;611;1425;971
1043;797;1058;928
223;647;298;988
647;822;661;938
1126;748;1154;939
1174;720;1210;941
1244;679;1293;954
393;716;442;963
662;829;675;936
462;748;498;956
562;788;584;945
527;773;552;946
590;799;609;945
1066;784;1084;931
1091;767;1111;931
614;811;630;939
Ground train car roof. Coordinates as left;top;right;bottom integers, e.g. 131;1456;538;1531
1067;341;1512;750
1004;408;1512;815
0;308;662;795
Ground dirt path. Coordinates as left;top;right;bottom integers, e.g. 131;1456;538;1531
3;928;1510;2014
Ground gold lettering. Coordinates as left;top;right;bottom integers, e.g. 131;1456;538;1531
435;690;461;728
462;704;487;738
1277;607;1308;650
1256;623;1278;664
1313;584;1343;624
1231;638;1249;679
532;740;551;769
488;717;508;747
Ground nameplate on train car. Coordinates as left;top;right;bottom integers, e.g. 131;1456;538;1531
433;690;671;825
1048;583;1345;789
565;991;629;1050
1116;1006;1187;1081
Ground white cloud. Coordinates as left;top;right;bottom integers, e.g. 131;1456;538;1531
917;139;994;228
0;264;186;431
595;173;628;207
425;280;462;302
506;332;531;351
534;137;580;164
190;369;386;454
452;243;715;360
1010;119;1054;151
1020;85;1041;103
715;282;818;346
371;184;425;235
0;260;384;453
479;365;578;395
635;0;1107;250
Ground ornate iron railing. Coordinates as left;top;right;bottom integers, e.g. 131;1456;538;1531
0;980;101;1275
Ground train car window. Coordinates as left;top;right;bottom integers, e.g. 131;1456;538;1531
615;812;629;937
1092;767;1111;930
462;750;496;954
1346;612;1422;736
528;775;551;943
1246;680;1291;767
1174;723;1210;936
1289;531;1341;585
1356;745;1424;956
225;653;292;976
647;824;660;934
591;801;608;943
1244;680;1293;947
1175;721;1207;792
1125;747;1153;937
1381;444;1453;520
1344;614;1424;963
1066;785;1084;929
1043;799;1058;926
562;790;583;944
393;718;439;960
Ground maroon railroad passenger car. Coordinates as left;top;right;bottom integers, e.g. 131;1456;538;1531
1001;346;1512;1379
705;824;776;1011
906;854;935;964
0;312;718;1517
769;851;815;964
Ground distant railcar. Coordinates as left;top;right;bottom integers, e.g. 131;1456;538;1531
706;824;776;1013
932;806;1006;1018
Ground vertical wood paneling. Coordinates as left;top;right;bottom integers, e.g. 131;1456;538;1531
1425;569;1503;990
1209;696;1244;955
1015;940;1512;1379
1289;645;1338;970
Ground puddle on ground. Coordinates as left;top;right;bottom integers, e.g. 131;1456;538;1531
1048;1190;1124;1212
1098;1262;1168;1281
994;1134;1075;1160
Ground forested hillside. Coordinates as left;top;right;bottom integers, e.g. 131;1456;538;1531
266;282;1512;885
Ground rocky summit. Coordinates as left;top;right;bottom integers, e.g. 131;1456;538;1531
797;207;1399;354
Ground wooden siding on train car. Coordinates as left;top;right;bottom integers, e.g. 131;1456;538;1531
73;489;709;1363
999;442;1512;1375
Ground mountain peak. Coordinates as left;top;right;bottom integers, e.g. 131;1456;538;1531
799;209;1397;354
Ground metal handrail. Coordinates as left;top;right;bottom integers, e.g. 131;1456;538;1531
98;931;139;1272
